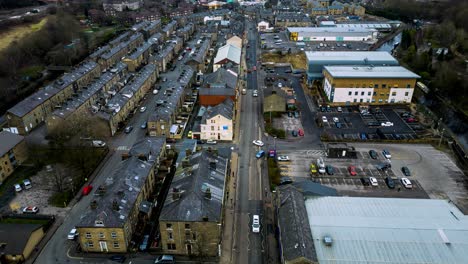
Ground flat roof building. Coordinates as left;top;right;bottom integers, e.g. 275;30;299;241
287;27;378;43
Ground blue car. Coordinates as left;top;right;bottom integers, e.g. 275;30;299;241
256;150;265;159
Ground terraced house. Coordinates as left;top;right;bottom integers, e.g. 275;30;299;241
97;64;158;136
76;137;167;253
0;131;28;182
98;33;145;69
6;61;100;135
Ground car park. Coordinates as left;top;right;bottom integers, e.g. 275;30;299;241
68;228;78;240
325;165;334;175
369;177;378;186
14;183;22;192
124;126;133;133
406;117;416;123
252;215;260;233
23;206;39;214
256;150;265;159
348;165;357;176
382;149;392;159
82;185;93;195
360;177;370;186
277;155;290;161
317;158;326;174
206;140;217;145
401;178;413;189
381;121;394;127
154;255;174;264
369;150;378;159
253;140;264;146
401;166;411;176
385;177;395;189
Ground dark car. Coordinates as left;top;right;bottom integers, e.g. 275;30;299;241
109;255;126;263
385;177;396;189
197;140;205;144
325;165;334;175
369;150;378;159
401;166;411;176
279;176;293;186
360;177;370;186
285;69;292;73
360;132;368;140
320;106;326;112
335;122;342;128
292;130;298;137
376;162;392;171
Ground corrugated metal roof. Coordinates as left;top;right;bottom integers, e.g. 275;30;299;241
306;197;468;264
323;66;420;79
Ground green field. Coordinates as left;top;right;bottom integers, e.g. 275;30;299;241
0;17;48;52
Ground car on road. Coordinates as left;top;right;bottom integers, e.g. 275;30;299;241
369;150;378;159
82;185;93;195
68;228;78;240
140;106;147;113
252;140;264;146
153;89;159;94
253;90;258;97
252;215;260;233
268;149;276;158
401;166;411;176
401;178;413;189
277;155;290;161
360;177;370;186
139;122;147;129
124;126;133;133
206;140;217;145
256;150;265;159
162;77;167;82
337;106;342;112
322;116;328;123
23;206;39;214
325;165;334;175
109;255;126;263
382;149;392;159
385;177;395;189
348;165;357;176
154;255;174;264
187;131;193;139
310;163;317;174
14;183;22;192
333;117;339;123
298;129;304;136
369;177;378;186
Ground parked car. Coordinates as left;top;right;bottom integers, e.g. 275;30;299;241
369;177;378;186
401;178;413;189
277;155;290;161
187;131;193;139
162;77;167;82
322;116;328;123
153;89;159;95
82;185;93;195
23;179;32;189
291;130;298;137
154;255;174;264
382;149;392;159
206;140;217;145
381;121;394;127
139;235;149;251
406;117;417;123
348;165;357;176
335;122;342;128
252;215;260;233
252;140;264;146
294;111;299;118
369;150;378;159
310;163;317;174
360;177;370;186
401;166;411;176
109;255;126;263
140;106;147;113
92;140;106;147
256;150;265;159
325;165;334;175
14;183;22;192
360;132;368;140
253;90;258;97
385;177;395;189
333;117;339;123
317;158;326;174
268;149;276;158
68;228;78;240
337;107;342;112
23;206;39;214
124;126;133;134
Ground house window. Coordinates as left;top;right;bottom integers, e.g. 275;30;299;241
368;92;371;96
405;92;409;96
192;232;197;241
111;232;117;239
99;233;105;239
391;92;397;96
185;224;190;229
382;84;387;88
374;84;379;89
167;243;176;250
166;223;172;229
348;91;352;95
361;92;364;96
353;99;357;103
113;242;120;248
379;99;383;102
168;232;173;240
360;99;363;102
88;242;94;248
85;232;92;239
185;231;191;240
372;99;376;103
407;84;411;88
211;126;215;131
373;92;377;96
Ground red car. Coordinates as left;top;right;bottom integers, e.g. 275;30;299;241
406;117;417;123
298;129;304;136
348;166;357;176
82;185;93;195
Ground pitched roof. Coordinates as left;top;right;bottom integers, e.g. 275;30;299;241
201;98;234;124
214;44;241;65
0;223;43;255
159;151;227;222
0;131;25;157
202;68;238;90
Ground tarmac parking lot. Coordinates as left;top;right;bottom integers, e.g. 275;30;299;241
319;106;427;140
276;144;468;208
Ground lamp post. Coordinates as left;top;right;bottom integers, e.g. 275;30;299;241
439;128;445;147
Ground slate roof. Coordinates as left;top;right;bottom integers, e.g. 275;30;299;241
159;151;227;222
214;44;241;65
127;42;152;60
77;137;165;228
0;223;43;255
101;33;143;60
201;98;234;124
202;68;238;90
277;185;318;263
0;131;24;157
187;38;211;64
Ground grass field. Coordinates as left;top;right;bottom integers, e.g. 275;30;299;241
260;52;307;69
0;17;48;52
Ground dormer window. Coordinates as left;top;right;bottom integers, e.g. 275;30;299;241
95;220;104;226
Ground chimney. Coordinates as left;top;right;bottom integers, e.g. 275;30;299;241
112;200;119;211
204;188;212;200
172;188;181;200
182;158;191;168
90;200;98;209
185;149;192;157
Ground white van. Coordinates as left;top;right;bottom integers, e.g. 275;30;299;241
317;158;326;174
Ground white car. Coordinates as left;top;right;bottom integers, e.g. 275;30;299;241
14;184;22;192
23;179;32;189
322;116;328;123
337;107;342;112
252;215;260;233
381;121;394;127
333;117;339;123
401;178;412;189
369;177;378;186
382;149;392;159
206;140;217;145
277;155;290;161
153;89;159;95
68;228;78;240
140;106;147;113
277;83;283;88
92;140;106;147
22;206;39;214
252;140;264;146
253;90;258;97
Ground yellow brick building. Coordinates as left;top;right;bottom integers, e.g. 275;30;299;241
322;66;420;104
0;131;28;182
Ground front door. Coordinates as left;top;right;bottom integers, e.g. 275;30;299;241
99;241;108;252
187;244;192;255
